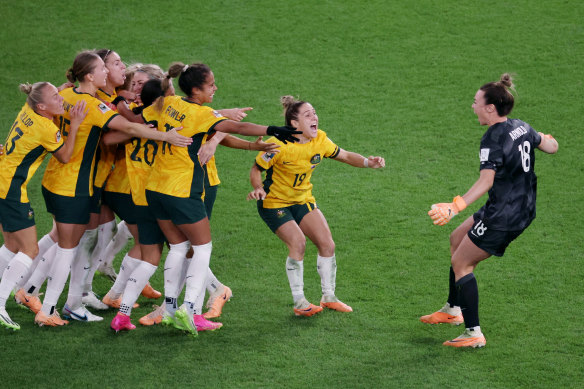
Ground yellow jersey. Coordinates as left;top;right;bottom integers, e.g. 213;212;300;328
126;104;161;206
145;96;226;198
203;132;220;187
94;89;119;188
104;146;130;194
42;88;118;197
255;130;339;208
0;103;64;202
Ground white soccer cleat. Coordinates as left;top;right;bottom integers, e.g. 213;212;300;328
0;307;20;331
62;304;104;322
82;291;110;310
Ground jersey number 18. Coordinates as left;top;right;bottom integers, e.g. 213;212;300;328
518;141;531;173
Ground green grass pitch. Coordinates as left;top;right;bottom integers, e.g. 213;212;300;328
0;1;582;387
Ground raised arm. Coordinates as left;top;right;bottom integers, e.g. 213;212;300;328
333;148;385;168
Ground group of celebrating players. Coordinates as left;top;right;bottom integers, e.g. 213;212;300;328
0;49;557;348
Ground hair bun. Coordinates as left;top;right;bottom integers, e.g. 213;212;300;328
19;83;33;95
280;95;296;109
499;73;514;88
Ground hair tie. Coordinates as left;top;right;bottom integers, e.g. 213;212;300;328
182;65;189;73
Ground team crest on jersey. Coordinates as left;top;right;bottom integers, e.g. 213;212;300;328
310;154;321;164
98;103;111;114
55;131;61;143
212;110;223;118
262;152;275;162
480;148;490;162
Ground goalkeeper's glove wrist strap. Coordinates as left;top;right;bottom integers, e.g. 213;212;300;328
453;195;467;213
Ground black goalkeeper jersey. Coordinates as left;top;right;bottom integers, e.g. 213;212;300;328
475;118;542;231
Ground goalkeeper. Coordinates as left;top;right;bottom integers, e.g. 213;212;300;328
421;74;558;348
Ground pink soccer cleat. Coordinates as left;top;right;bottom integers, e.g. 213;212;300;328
193;314;222;331
111;313;136;332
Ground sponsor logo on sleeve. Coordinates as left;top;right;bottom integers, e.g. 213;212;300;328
56;131;61;143
480;148;490;162
212;110;223;118
98;103;111;114
262;152;275;162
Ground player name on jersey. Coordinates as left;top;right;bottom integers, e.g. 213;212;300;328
509;125;528;141
164;105;186;123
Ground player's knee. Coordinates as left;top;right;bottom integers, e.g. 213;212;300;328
318;239;335;257
289;238;306;256
22;245;39;260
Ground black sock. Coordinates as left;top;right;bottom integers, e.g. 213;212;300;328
447;266;457;308
456;273;479;328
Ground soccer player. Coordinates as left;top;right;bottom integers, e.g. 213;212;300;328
421;74;559;348
108;74;283;332
0;82;86;330
34;50;191;327
137;79;280;327
95;63;166;280
140;62;300;336
86;50;162;308
247;96;385;317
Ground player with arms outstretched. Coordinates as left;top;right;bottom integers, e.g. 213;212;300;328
421;74;559;348
247;96;385;317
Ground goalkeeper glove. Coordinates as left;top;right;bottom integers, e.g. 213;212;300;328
428;195;467;226
266;125;301;144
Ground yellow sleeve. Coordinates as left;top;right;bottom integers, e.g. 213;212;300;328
40;119;64;153
254;136;280;170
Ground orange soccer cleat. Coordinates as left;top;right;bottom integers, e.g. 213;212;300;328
102;292;139;309
14;289;42;314
320;300;353;313
443;329;486;348
141;282;162;299
139;305;165;326
204;286;232;319
293;300;323;317
34;311;69;327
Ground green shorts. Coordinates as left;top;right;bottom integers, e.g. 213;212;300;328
0;198;35;232
103;191;138;225
89;185;104;214
135;205;165;245
257;201;317;233
145;190;207;225
42;186;91;225
204;185;218;221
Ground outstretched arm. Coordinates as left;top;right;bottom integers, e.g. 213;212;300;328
107;115;190;147
214;120;300;144
333;148;385;168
